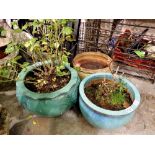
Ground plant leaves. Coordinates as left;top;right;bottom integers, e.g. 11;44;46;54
0;27;6;37
14;29;22;33
21;62;30;68
134;50;145;58
5;44;15;54
22;23;29;30
54;42;60;49
24;41;31;48
62;27;73;35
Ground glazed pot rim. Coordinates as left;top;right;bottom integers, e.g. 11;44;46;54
73;51;113;73
79;73;141;116
16;61;78;99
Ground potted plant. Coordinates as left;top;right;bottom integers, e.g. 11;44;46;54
73;52;113;79
0;22;19;66
0;20;31;66
0;22;18;91
0;19;80;117
79;72;141;129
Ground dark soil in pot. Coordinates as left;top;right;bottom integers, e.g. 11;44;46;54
85;78;133;111
0;45;7;59
25;67;71;93
79;60;108;70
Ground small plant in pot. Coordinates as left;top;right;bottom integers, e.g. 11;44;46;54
79;72;141;129
0;22;19;66
0;24;18;91
0;19;80;117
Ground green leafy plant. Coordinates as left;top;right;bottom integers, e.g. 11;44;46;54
0;26;6;37
0;55;28;82
110;81;126;105
110;89;125;105
73;66;81;72
85;78;130;110
0;19;75;92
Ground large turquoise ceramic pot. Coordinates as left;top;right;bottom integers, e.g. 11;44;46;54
16;62;80;117
79;73;141;129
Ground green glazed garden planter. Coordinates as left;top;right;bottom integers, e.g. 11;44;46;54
16;62;80;117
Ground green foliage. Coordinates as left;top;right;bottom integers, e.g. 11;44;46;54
0;26;6;37
21;62;30;68
5;42;19;54
19;19;74;67
73;66;81;71
0;67;9;78
1;19;75;90
134;50;145;58
110;81;126;105
11;20;19;29
91;79;127;107
110;90;125;105
62;27;73;35
0;55;30;82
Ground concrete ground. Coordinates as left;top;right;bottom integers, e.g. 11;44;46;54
0;74;155;135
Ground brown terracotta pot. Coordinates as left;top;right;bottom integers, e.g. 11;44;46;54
73;52;113;79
